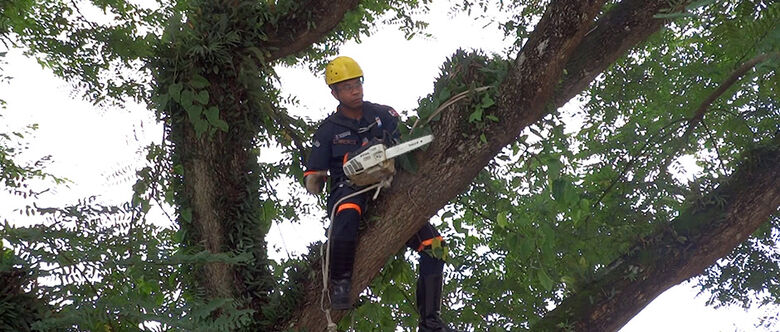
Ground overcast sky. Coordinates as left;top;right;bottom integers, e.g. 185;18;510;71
1;1;774;330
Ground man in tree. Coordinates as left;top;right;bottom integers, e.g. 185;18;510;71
303;56;455;331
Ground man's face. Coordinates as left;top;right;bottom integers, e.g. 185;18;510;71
331;78;363;109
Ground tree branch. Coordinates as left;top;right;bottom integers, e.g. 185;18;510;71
585;117;688;224
555;0;688;108
265;0;360;61
532;145;780;331
683;52;779;138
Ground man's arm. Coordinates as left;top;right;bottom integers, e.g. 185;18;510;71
303;127;330;195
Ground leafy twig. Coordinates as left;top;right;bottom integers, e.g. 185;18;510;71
585;118;688;224
410;86;493;135
701;119;726;173
69;0;99;30
683;52;779;139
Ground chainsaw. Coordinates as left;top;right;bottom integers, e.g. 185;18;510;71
343;135;433;187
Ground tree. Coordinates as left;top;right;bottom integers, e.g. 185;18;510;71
1;0;778;331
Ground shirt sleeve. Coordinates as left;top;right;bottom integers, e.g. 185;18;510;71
305;126;331;177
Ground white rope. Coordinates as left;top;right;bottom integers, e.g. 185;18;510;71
320;178;392;330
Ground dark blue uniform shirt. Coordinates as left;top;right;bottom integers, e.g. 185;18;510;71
305;101;401;188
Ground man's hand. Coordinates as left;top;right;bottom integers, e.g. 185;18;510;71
304;171;328;194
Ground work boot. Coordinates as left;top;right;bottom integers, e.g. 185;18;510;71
330;277;352;310
329;240;356;310
417;273;456;332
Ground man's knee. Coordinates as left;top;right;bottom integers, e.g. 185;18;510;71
419;249;445;276
331;202;362;241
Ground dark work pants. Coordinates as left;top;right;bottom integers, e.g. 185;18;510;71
327;183;445;280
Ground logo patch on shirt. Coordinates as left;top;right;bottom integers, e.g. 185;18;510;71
333;138;357;145
313;139;321;148
375;116;383;128
335;131;351;139
388;108;399;117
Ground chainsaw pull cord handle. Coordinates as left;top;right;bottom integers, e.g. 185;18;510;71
320;181;384;330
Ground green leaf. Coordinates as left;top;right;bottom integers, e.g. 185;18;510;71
181;208;192;223
246;46;267;63
579;198;590;212
496;212;508;228
185;104;203;123
190;74;210;89
686;0;717;10
453;218;463;233
480;93;495;108
193;119;208;137
204;106;219;123
538;269;554;291
547;159;563;178
479;133;487;144
214;119;229;132
180;89;194;107
382;285;404;303
469;107;483;123
173;164;184;175
154;93;170;110
168;83;183;102
551;179;567;203
465;235;478;249
519;237;534;260
485;114;499;122
432;246;445;259
195;90;209;105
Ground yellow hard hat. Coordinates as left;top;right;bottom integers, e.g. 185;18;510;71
325;56;363;85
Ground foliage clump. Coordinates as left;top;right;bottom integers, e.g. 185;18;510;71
0;249;50;332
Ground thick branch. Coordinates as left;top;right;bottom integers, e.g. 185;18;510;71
555;0;686;108
533;145;780;331
265;0;360;61
683;52;779;137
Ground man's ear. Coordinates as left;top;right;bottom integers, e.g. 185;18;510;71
330;87;338;99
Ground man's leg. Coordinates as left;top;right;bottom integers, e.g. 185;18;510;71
327;184;365;310
406;223;455;332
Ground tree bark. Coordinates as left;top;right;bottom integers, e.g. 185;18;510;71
265;0;360;61
555;0;682;107
172;118;273;315
532;145;780;331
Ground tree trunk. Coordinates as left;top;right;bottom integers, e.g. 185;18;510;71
532;145;780;331
159;0;367;325
171;116;273;319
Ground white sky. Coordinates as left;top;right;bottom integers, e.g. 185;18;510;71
0;1;773;331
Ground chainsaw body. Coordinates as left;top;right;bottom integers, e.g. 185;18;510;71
342;135;433;187
343;141;396;186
